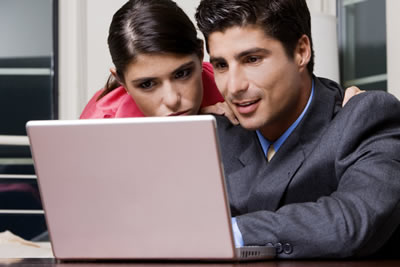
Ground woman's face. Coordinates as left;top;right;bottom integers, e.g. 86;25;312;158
120;53;204;117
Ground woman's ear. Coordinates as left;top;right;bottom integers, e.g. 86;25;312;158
110;68;124;86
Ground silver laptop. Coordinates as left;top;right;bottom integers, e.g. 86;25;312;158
26;115;275;261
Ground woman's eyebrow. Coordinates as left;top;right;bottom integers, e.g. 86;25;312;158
130;61;196;84
172;61;196;73
130;76;156;85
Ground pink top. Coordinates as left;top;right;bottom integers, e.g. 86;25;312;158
80;62;224;119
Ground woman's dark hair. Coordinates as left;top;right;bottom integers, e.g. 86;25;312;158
195;0;314;75
98;0;204;100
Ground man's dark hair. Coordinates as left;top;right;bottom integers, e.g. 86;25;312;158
195;0;314;74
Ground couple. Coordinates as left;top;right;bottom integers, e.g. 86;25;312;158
81;0;400;259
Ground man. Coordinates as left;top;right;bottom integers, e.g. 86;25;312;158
195;0;400;259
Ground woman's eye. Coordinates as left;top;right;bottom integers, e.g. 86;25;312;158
175;68;192;79
139;80;155;89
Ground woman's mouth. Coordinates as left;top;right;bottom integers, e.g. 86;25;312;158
168;109;191;116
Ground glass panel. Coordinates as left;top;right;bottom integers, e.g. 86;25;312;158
338;0;387;90
0;145;31;158
0;0;54;240
356;80;387;91
0;0;53;59
0;214;47;240
0;75;53;135
0;0;56;136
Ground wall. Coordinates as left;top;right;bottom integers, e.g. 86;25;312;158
307;0;336;16
387;0;400;98
58;0;126;120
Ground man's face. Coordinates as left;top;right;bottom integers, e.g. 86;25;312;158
208;25;311;139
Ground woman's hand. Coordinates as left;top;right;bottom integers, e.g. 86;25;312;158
200;101;239;125
343;86;365;107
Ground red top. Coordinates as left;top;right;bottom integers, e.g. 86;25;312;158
80;62;223;119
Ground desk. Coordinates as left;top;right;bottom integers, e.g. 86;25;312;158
1;258;400;266
1;233;399;267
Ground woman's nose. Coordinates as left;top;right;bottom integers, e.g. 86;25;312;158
163;83;181;110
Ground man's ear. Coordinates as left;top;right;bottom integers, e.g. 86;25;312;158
294;35;311;72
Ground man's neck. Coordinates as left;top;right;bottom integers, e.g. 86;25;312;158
259;74;313;141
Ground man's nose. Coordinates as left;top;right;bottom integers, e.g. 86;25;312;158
226;65;249;96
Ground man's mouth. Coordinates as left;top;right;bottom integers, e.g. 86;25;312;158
235;99;260;107
233;99;261;115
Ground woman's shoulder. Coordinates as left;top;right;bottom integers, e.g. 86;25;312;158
202;62;214;75
80;86;144;119
201;62;224;107
79;89;105;119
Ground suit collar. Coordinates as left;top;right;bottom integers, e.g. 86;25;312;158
295;76;344;156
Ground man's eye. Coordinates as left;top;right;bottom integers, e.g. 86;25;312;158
246;56;261;64
175;68;192;79
139;80;155;89
214;62;228;70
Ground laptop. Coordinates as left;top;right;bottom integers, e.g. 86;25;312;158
26;115;275;261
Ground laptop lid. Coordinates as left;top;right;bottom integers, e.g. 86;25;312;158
27;115;275;261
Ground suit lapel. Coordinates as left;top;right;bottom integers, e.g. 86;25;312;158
247;131;306;211
225;132;266;216
296;77;344;156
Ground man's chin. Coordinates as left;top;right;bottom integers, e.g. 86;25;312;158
236;118;262;131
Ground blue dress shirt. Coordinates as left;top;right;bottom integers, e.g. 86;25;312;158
232;80;315;247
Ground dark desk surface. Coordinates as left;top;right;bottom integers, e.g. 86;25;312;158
1;258;400;267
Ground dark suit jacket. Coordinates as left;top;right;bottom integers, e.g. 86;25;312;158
216;77;400;259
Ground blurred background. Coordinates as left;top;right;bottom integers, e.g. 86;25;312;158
0;0;398;240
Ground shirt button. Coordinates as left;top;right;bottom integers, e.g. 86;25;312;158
274;242;283;254
283;243;293;254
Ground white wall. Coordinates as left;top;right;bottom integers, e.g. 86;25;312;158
386;0;400;99
58;0;126;119
307;0;339;82
85;0;127;105
307;0;337;16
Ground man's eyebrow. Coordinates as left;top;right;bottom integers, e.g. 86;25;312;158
210;48;270;65
235;48;270;60
209;57;225;65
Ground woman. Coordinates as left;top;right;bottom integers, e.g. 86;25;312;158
80;0;237;123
